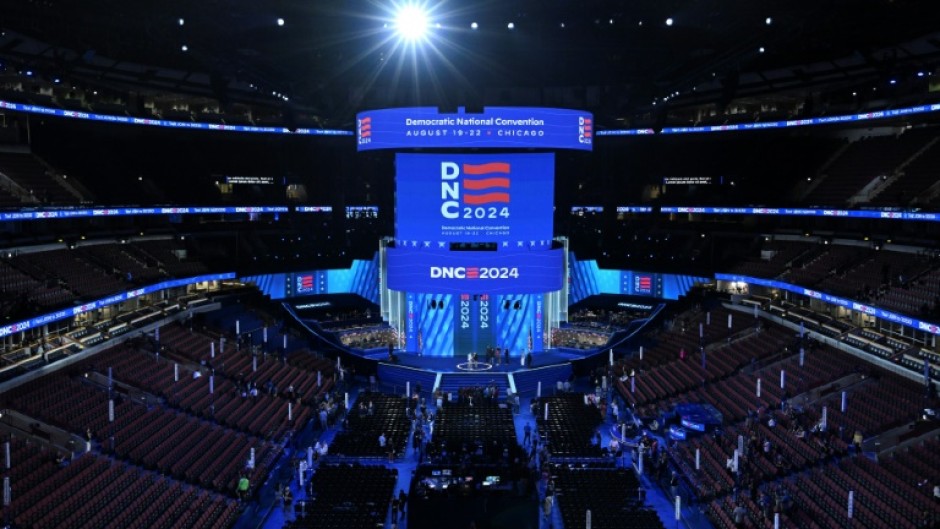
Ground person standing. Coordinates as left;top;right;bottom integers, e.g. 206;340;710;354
237;475;250;501
523;423;532;446
398;489;408;515
282;484;293;520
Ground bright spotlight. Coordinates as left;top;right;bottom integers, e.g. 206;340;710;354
765;17;772;25
665;17;674;26
277;18;285;27
470;22;478;30
507;22;515;30
395;5;429;41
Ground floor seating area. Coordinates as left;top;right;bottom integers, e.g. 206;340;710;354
286;464;397;529
536;393;605;459
430;400;522;465
329;392;411;458
552;465;665;529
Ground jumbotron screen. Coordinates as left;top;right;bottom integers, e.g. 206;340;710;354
395;153;555;244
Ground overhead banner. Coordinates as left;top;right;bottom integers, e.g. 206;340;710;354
386;247;564;295
395;153;555;243
357;107;593;151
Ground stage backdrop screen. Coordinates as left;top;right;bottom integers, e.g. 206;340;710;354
357;107;593;151
386;247;564;295
396;153;555;243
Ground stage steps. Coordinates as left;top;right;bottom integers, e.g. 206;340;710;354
511;363;573;396
436;372;511;398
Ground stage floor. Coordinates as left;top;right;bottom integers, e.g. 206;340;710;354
368;350;582;373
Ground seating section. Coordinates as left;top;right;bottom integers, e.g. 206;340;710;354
80;243;167;283
429;400;523;465
1;241;212;319
537;393;605;458
89;342;315;440
804;130;935;206
612;307;757;379
1;445;239;529
782;246;869;290
133;240;209;278
553;466;665;529
869;135;940;206
877;267;940;317
815;250;928;300
0;151;76;204
336;324;398;350
729;241;817;280
329;392;411;458
552;326;611;349
728;239;940;321
709;449;939;529
286;464;397;529
616;323;792;411
3;372;280;498
568;306;647;331
608;309;940;529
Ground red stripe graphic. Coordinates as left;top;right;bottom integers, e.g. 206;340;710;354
360;117;371;124
463;192;510;205
359;123;371;132
462;162;510;175
361;131;371;137
463;177;510;190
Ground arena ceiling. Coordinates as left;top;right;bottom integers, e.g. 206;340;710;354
2;0;939;126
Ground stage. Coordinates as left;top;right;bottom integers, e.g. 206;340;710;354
364;349;585;374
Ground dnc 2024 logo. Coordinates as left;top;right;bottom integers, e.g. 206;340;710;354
357;116;371;145
440;161;511;220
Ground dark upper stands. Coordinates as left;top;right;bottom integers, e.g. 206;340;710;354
0;151;78;204
803;128;938;207
0;239;209;321
868;135;940;206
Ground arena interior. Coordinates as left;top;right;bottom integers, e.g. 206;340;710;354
0;1;939;528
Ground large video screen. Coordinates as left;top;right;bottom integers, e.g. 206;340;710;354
396;153;555;243
357;107;593;151
386;247;564;295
